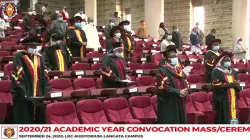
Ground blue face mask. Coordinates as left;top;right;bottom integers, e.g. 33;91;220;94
170;58;178;66
115;52;121;57
58;17;63;21
175;29;179;32
223;61;231;68
79;11;84;14
75;22;82;28
212;45;220;51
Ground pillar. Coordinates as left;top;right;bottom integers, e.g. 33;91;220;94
144;0;164;39
85;0;97;24
232;0;249;59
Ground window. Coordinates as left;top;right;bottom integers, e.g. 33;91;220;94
193;6;205;31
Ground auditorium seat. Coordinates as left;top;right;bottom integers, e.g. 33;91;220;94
140;62;157;69
190;92;215;124
241;88;250;106
91;63;102;70
86;51;102;58
232;62;246;69
103;98;141;124
189;63;205;82
46;101;80;124
96;78;102;89
185;95;205;124
71;63;90;71
128;96;156;124
0;41;16;50
132;46;143;58
50;78;73;96
151;95;157;113
238;73;247;82
128;63;141;70
0;51;10;57
136;76;154;87
4;64;13;79
0;80;12;104
9;35;21;43
73;78;96;90
76;99;113;124
187;74;202;84
238;89;250;123
152;53;163;66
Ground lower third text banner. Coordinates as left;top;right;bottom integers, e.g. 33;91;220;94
1;125;250;140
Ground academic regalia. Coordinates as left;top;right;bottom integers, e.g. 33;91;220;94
24;27;50;45
204;39;221;83
156;62;187;124
11;51;50;124
212;53;240;124
66;26;87;58
101;42;127;88
119;20;134;58
44;41;72;71
120;32;133;58
101;54;127;88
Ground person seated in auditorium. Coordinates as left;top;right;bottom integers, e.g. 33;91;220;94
65;16;87;59
21;15;50;47
104;18;115;39
212;52;241;124
156;45;188;124
22;8;35;32
101;42;130;88
11;42;50;124
204;39;221;83
106;26;124;52
119;20;134;58
83;17;101;51
43;30;72;71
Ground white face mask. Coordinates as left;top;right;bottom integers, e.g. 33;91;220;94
114;33;121;39
27;48;36;54
28;12;33;15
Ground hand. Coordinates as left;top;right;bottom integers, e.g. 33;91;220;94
232;81;240;88
180;88;188;97
102;70;112;77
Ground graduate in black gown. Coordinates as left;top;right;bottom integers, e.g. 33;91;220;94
155;45;188;124
66;16;87;59
101;42;130;88
43;31;72;71
21;15;50;47
11;43;50;124
212;52;241;124
119;20;134;58
204;39;221;83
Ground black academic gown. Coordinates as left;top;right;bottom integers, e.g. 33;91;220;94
204;50;220;83
121;31;134;58
212;67;240;124
11;51;50;124
66;26;87;58
44;41;72;71
156;64;187;124
101;54;127;88
22;27;50;46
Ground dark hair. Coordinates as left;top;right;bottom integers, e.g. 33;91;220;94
159;22;164;28
211;29;216;33
140;20;145;23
